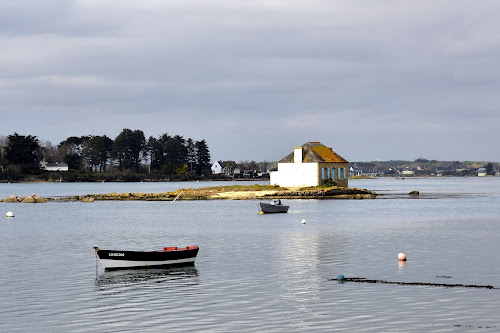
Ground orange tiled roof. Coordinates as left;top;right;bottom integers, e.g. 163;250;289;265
279;142;348;163
307;142;348;163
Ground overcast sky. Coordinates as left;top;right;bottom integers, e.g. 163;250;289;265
1;1;499;162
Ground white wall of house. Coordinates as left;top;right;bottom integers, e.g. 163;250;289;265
40;161;69;172
270;163;319;187
45;165;69;171
211;161;223;174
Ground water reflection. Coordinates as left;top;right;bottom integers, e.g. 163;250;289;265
95;266;199;289
276;230;349;299
277;230;349;273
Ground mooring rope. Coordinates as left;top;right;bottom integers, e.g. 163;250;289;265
330;277;497;289
94;247;99;271
171;190;183;204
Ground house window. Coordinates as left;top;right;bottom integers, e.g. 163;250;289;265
331;168;335;179
338;167;345;179
322;167;329;179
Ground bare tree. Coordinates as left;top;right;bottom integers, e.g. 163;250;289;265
41;141;62;162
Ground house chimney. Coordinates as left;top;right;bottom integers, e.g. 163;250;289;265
294;147;302;163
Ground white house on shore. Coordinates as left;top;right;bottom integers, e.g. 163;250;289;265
40;161;69;171
270;142;349;188
211;160;240;176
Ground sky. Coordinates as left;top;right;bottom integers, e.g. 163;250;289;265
1;1;499;163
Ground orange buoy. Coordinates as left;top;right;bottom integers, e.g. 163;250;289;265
398;253;407;261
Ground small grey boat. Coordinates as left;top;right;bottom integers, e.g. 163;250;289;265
258;199;289;214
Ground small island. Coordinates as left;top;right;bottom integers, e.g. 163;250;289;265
80;185;377;201
1;185;377;203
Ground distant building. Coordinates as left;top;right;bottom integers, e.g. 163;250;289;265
349;166;361;177
40;161;69;172
211;160;240;176
401;168;415;176
436;166;453;176
477;168;487;177
270;142;349;187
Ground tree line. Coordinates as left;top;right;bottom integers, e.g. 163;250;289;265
0;129;211;181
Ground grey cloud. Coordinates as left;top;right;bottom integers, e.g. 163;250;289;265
1;1;499;162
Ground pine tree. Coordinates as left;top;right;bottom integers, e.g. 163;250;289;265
195;139;211;175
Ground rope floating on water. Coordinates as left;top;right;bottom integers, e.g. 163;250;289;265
330;277;497;289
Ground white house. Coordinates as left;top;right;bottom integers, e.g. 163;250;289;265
40;161;69;171
211;160;224;174
401;168;415;175
270;142;349;188
211;160;240;176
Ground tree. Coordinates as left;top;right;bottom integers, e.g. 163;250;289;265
83;135;113;172
147;136;159;173
112;129;146;171
484;162;494;175
164;135;187;175
58;136;89;170
0;135;7;168
195;139;211;175
186;138;196;172
5;133;42;172
148;133;170;173
41;141;62;162
257;161;269;173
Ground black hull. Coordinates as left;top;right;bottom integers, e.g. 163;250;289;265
95;247;199;270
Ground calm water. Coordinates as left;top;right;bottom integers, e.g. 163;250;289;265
1;178;499;332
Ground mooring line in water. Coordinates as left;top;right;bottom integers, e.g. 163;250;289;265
330;277;497;289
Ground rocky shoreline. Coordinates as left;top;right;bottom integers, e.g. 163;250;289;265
1;186;377;203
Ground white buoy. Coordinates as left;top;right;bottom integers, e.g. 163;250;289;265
6;211;14;218
301;219;306;224
398;253;407;261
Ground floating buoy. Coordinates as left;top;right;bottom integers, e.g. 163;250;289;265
259;211;264;215
6;211;14;218
337;274;345;280
301;219;306;224
398;253;407;261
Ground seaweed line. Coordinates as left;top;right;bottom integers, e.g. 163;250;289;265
330;277;497;289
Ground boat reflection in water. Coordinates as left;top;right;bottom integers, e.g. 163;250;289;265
95;266;199;289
